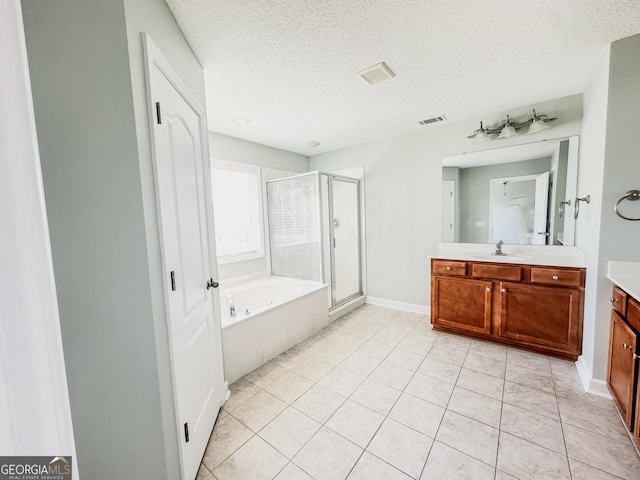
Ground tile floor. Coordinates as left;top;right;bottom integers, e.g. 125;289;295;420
196;305;640;480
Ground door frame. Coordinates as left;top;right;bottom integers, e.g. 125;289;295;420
142;33;226;479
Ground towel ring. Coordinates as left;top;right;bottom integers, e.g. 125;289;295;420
574;195;590;220
615;190;640;221
558;199;571;218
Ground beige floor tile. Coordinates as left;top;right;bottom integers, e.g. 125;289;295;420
371;328;407;347
496;432;570;480
292;384;346;423
317;366;366;397
417;357;461;384
503;381;559;420
421;441;495;480
292;356;336;382
436;410;499;466
369;361;414;390
563;423;640;480
468;340;508;361
385;347;425;371
316;343;354;366
231;390;287;432
244;361;287;388
463;352;506;378
326;400;385;448
388;393;445;438
196;463;211;480
223;378;262;413
293;427;363;480
271;348;311;370
340;351;382;377
348;452;412;480
434;333;472;352
505;363;555;394
427;343;467;366
259;407;321;459
553;379;617;411
405;372;455;407
264;371;314;404
357;340;395;361
367;418;433;478
213;435;288;480
506;348;552;373
494;470;519;479
558;396;630;442
274;462;313;479
447;387;502;428
350;378;402;415
397;335;435;356
201;414;254;470
500;403;565;454
569;458;626;480
455;368;504;401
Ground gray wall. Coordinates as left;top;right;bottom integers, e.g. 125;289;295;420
310;94;583;307
458;157;551;243
208;132;309;280
22;0;207;477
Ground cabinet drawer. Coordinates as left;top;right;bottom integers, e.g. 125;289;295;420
530;267;583;288
471;263;521;281
433;260;466;276
611;286;628;318
628;298;640;333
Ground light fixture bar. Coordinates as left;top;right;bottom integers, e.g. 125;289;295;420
467;109;557;140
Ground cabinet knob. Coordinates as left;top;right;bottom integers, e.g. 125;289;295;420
610;297;617;303
486;287;491;292
634;353;640;360
623;343;632;350
552;275;559;280
446;266;451;271
501;288;506;293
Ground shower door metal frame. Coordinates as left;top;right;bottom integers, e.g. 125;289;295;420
326;173;362;310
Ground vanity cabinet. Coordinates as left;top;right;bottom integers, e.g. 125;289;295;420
606;286;640;445
431;258;585;360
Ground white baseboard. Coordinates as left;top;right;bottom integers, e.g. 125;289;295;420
576;356;612;399
365;296;429;315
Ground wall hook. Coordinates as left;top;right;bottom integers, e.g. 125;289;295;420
574;195;590;219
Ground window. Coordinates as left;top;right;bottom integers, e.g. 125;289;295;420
268;176;320;248
211;160;264;263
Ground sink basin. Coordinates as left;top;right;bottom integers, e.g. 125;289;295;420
469;253;534;263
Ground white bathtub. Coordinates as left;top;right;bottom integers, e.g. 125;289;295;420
220;276;329;383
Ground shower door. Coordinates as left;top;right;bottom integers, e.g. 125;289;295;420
330;177;361;306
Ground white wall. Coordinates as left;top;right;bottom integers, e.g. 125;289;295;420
310;94;583;308
208;132;309;280
0;1;76;474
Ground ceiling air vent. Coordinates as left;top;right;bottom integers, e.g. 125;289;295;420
357;62;395;85
418;115;447;126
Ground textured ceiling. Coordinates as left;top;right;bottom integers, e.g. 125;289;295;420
165;0;640;155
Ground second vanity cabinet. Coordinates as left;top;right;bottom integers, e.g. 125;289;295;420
606;285;640;447
431;258;585;360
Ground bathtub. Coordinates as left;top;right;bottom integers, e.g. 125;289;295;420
220;276;329;383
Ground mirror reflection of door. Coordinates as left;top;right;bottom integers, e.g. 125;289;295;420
489;172;549;245
442;181;455;242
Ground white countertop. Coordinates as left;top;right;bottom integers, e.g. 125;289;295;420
607;261;640;302
431;243;586;268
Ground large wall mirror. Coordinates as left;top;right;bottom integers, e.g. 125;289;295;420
442;136;579;246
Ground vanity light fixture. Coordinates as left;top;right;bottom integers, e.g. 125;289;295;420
467;109;557;142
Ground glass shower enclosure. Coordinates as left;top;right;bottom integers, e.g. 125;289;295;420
267;172;362;309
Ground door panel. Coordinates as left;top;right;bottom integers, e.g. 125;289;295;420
607;311;637;429
331;178;360;305
432;276;492;335
152;61;223;480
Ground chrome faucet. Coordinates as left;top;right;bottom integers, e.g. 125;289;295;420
226;294;236;317
495;240;506;256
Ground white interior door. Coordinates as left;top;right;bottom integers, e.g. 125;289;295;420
533;171;550;245
442;181;454;242
147;39;224;480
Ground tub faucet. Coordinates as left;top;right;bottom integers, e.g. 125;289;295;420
226;294;236;317
495;240;506;256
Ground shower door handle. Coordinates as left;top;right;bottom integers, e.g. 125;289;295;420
332;238;336;248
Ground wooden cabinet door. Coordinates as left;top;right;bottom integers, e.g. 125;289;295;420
498;282;581;355
432;276;492;335
607;311;638;430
